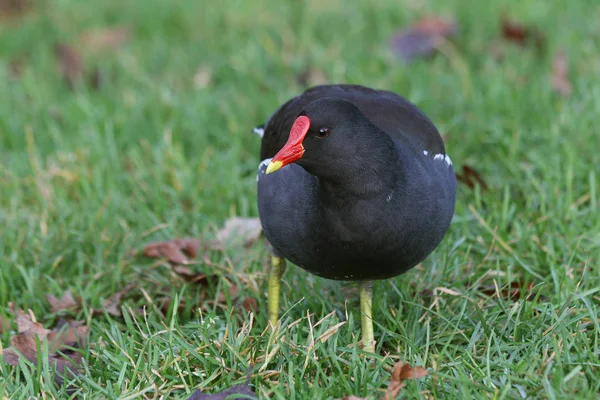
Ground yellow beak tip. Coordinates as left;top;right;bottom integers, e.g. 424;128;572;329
265;160;283;174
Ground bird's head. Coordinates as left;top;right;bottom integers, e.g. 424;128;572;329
265;98;367;175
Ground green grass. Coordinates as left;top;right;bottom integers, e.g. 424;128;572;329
1;0;600;398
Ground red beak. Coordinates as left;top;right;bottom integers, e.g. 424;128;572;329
265;115;311;174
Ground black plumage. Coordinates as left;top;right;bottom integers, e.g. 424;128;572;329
256;84;456;281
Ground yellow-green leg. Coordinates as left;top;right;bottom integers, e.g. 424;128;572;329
268;256;286;327
359;281;375;353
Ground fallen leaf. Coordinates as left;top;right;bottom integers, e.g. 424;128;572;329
213;217;262;249
501;17;545;50
172;266;210;284
47;290;80;313
455;165;488;191
551;49;571;97
193;66;213;89
479;280;536;301
0;0;29;17
55;44;84;87
214;283;240;305
188;368;255;400
143;238;201;265
78;26;130;53
239;296;258;313
384;361;428;399
14;307;51;336
2;306;89;388
188;383;256;400
99;283;136;317
296;67;328;87
391;16;457;62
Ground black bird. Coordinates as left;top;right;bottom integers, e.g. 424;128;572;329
255;84;456;352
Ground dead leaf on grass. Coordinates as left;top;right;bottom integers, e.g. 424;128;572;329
99;283;136;317
501;17;545;51
551;48;571;97
0;0;30;17
239;296;258;313
14;306;51;336
142;218;262;264
2;306;89;387
391;16;457;62
479;280;536;301
456;164;488;191
188;367;255;400
55;44;84;87
143;238;201;265
383;361;429;400
213;217;262;249
47;290;80;313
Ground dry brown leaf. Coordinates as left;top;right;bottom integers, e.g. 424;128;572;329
384;361;428;400
2;306;89;388
455;164;488;191
172;266;210;284
479;280;536;301
47;290;80;313
143;238;201;265
391;16;457;62
239;296;258;313
187;368;254;400
55;44;84;87
99;283;136;317
0;0;30;17
551;49;571;97
78;26;130;52
15;307;51;336
213;217;262;249
501;18;545;51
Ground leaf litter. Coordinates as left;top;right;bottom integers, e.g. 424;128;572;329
187;366;255;400
455;164;488;191
391;15;457;62
141;218;263;316
47;290;81;313
2;303;89;387
501;17;545;51
53;25;130;88
338;361;428;400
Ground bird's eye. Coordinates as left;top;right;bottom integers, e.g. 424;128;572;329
317;128;330;138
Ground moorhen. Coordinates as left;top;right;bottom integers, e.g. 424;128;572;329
255;84;456;352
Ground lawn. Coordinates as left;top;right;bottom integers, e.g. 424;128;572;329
1;0;599;398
